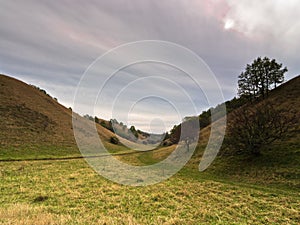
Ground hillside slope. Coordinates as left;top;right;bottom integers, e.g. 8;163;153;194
147;75;300;188
195;75;300;188
200;75;300;145
0;74;118;159
0;74;74;147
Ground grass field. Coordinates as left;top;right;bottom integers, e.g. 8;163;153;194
0;152;299;225
1;136;299;224
0;75;299;224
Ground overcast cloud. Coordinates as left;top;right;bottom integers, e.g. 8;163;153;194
1;0;299;132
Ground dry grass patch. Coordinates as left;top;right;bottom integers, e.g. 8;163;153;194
0;203;70;225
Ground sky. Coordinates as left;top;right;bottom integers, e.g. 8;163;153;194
1;0;300;132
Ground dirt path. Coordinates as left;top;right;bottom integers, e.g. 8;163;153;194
0;147;163;162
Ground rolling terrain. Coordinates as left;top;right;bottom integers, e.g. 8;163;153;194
0;74;299;224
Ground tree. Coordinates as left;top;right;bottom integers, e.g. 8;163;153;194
83;114;94;121
163;132;170;141
238;57;287;99
168;118;199;145
110;136;119;145
170;124;180;144
226;101;296;156
129;125;138;138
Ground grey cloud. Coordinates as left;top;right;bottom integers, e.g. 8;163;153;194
1;0;299;132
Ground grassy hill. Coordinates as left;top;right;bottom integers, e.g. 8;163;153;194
144;75;300;189
0;74;124;160
0;75;75;146
206;75;300;188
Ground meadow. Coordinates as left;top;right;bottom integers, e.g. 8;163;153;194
0;74;299;224
0;149;299;225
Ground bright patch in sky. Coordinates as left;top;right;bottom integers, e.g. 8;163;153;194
224;19;235;30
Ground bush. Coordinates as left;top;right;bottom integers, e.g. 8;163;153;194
110;136;119;145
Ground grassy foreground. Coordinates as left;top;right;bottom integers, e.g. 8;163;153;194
0;158;299;225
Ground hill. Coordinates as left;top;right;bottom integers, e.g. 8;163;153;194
151;75;300;188
0;75;74;147
0;74;120;159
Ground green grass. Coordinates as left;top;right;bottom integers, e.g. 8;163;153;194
0;145;81;160
0;156;299;224
0;143;132;161
0;137;299;224
198;143;300;190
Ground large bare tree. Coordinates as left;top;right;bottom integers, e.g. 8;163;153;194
226;102;297;156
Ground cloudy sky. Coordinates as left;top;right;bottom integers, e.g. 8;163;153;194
1;0;300;132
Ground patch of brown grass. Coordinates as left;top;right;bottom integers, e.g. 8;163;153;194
0;203;70;225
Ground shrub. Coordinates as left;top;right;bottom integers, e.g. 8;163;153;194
110;136;119;145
